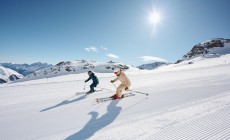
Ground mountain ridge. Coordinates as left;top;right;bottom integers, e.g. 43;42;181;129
0;62;53;76
0;66;23;83
176;38;230;63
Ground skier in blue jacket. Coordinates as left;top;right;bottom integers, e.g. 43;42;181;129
85;71;99;93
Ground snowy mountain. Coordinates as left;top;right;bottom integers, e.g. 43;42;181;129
0;66;23;83
137;62;169;70
0;62;52;76
0;54;230;139
176;38;230;63
20;60;132;81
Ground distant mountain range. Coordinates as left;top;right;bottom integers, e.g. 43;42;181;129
18;60;133;82
137;62;170;70
0;66;23;83
1;38;230;83
0;62;52;76
176;38;230;63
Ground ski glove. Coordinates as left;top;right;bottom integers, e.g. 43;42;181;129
125;87;129;91
110;80;115;83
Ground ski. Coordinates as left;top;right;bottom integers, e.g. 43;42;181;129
95;92;135;103
75;89;103;96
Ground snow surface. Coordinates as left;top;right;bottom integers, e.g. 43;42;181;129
0;54;230;140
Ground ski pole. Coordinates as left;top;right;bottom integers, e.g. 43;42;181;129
112;83;117;89
129;90;149;96
83;82;86;90
97;86;113;91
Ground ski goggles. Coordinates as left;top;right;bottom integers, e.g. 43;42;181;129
114;72;118;75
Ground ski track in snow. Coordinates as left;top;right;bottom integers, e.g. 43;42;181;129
90;92;230;140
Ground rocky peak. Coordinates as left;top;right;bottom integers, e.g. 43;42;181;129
176;38;230;63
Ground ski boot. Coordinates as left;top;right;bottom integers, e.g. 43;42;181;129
111;94;123;99
87;90;95;94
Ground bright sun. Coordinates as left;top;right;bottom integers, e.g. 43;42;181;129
149;11;161;25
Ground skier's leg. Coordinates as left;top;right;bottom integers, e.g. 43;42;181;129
90;83;96;92
116;83;127;98
90;84;94;92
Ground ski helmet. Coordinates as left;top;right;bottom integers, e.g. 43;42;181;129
88;71;93;75
113;68;121;75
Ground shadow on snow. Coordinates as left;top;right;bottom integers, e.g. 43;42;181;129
65;100;122;140
40;94;88;112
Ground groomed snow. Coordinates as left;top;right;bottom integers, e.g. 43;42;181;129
0;54;230;140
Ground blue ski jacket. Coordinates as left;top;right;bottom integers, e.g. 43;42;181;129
85;73;99;85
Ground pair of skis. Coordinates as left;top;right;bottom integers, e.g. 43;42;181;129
96;92;135;103
76;89;148;104
76;90;135;103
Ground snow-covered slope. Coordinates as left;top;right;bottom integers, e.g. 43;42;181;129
176;38;230;63
0;66;23;83
0;54;230;139
137;62;169;70
154;54;230;73
19;60;133;82
0;62;52;76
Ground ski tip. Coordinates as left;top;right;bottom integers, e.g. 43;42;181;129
96;98;99;103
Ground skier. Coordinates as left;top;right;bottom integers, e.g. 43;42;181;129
85;71;99;93
110;68;131;99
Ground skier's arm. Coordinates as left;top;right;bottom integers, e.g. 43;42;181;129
111;77;118;83
85;77;91;82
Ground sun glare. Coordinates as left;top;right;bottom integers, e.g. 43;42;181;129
149;11;161;25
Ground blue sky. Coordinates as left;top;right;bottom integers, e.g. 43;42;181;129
1;0;230;66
